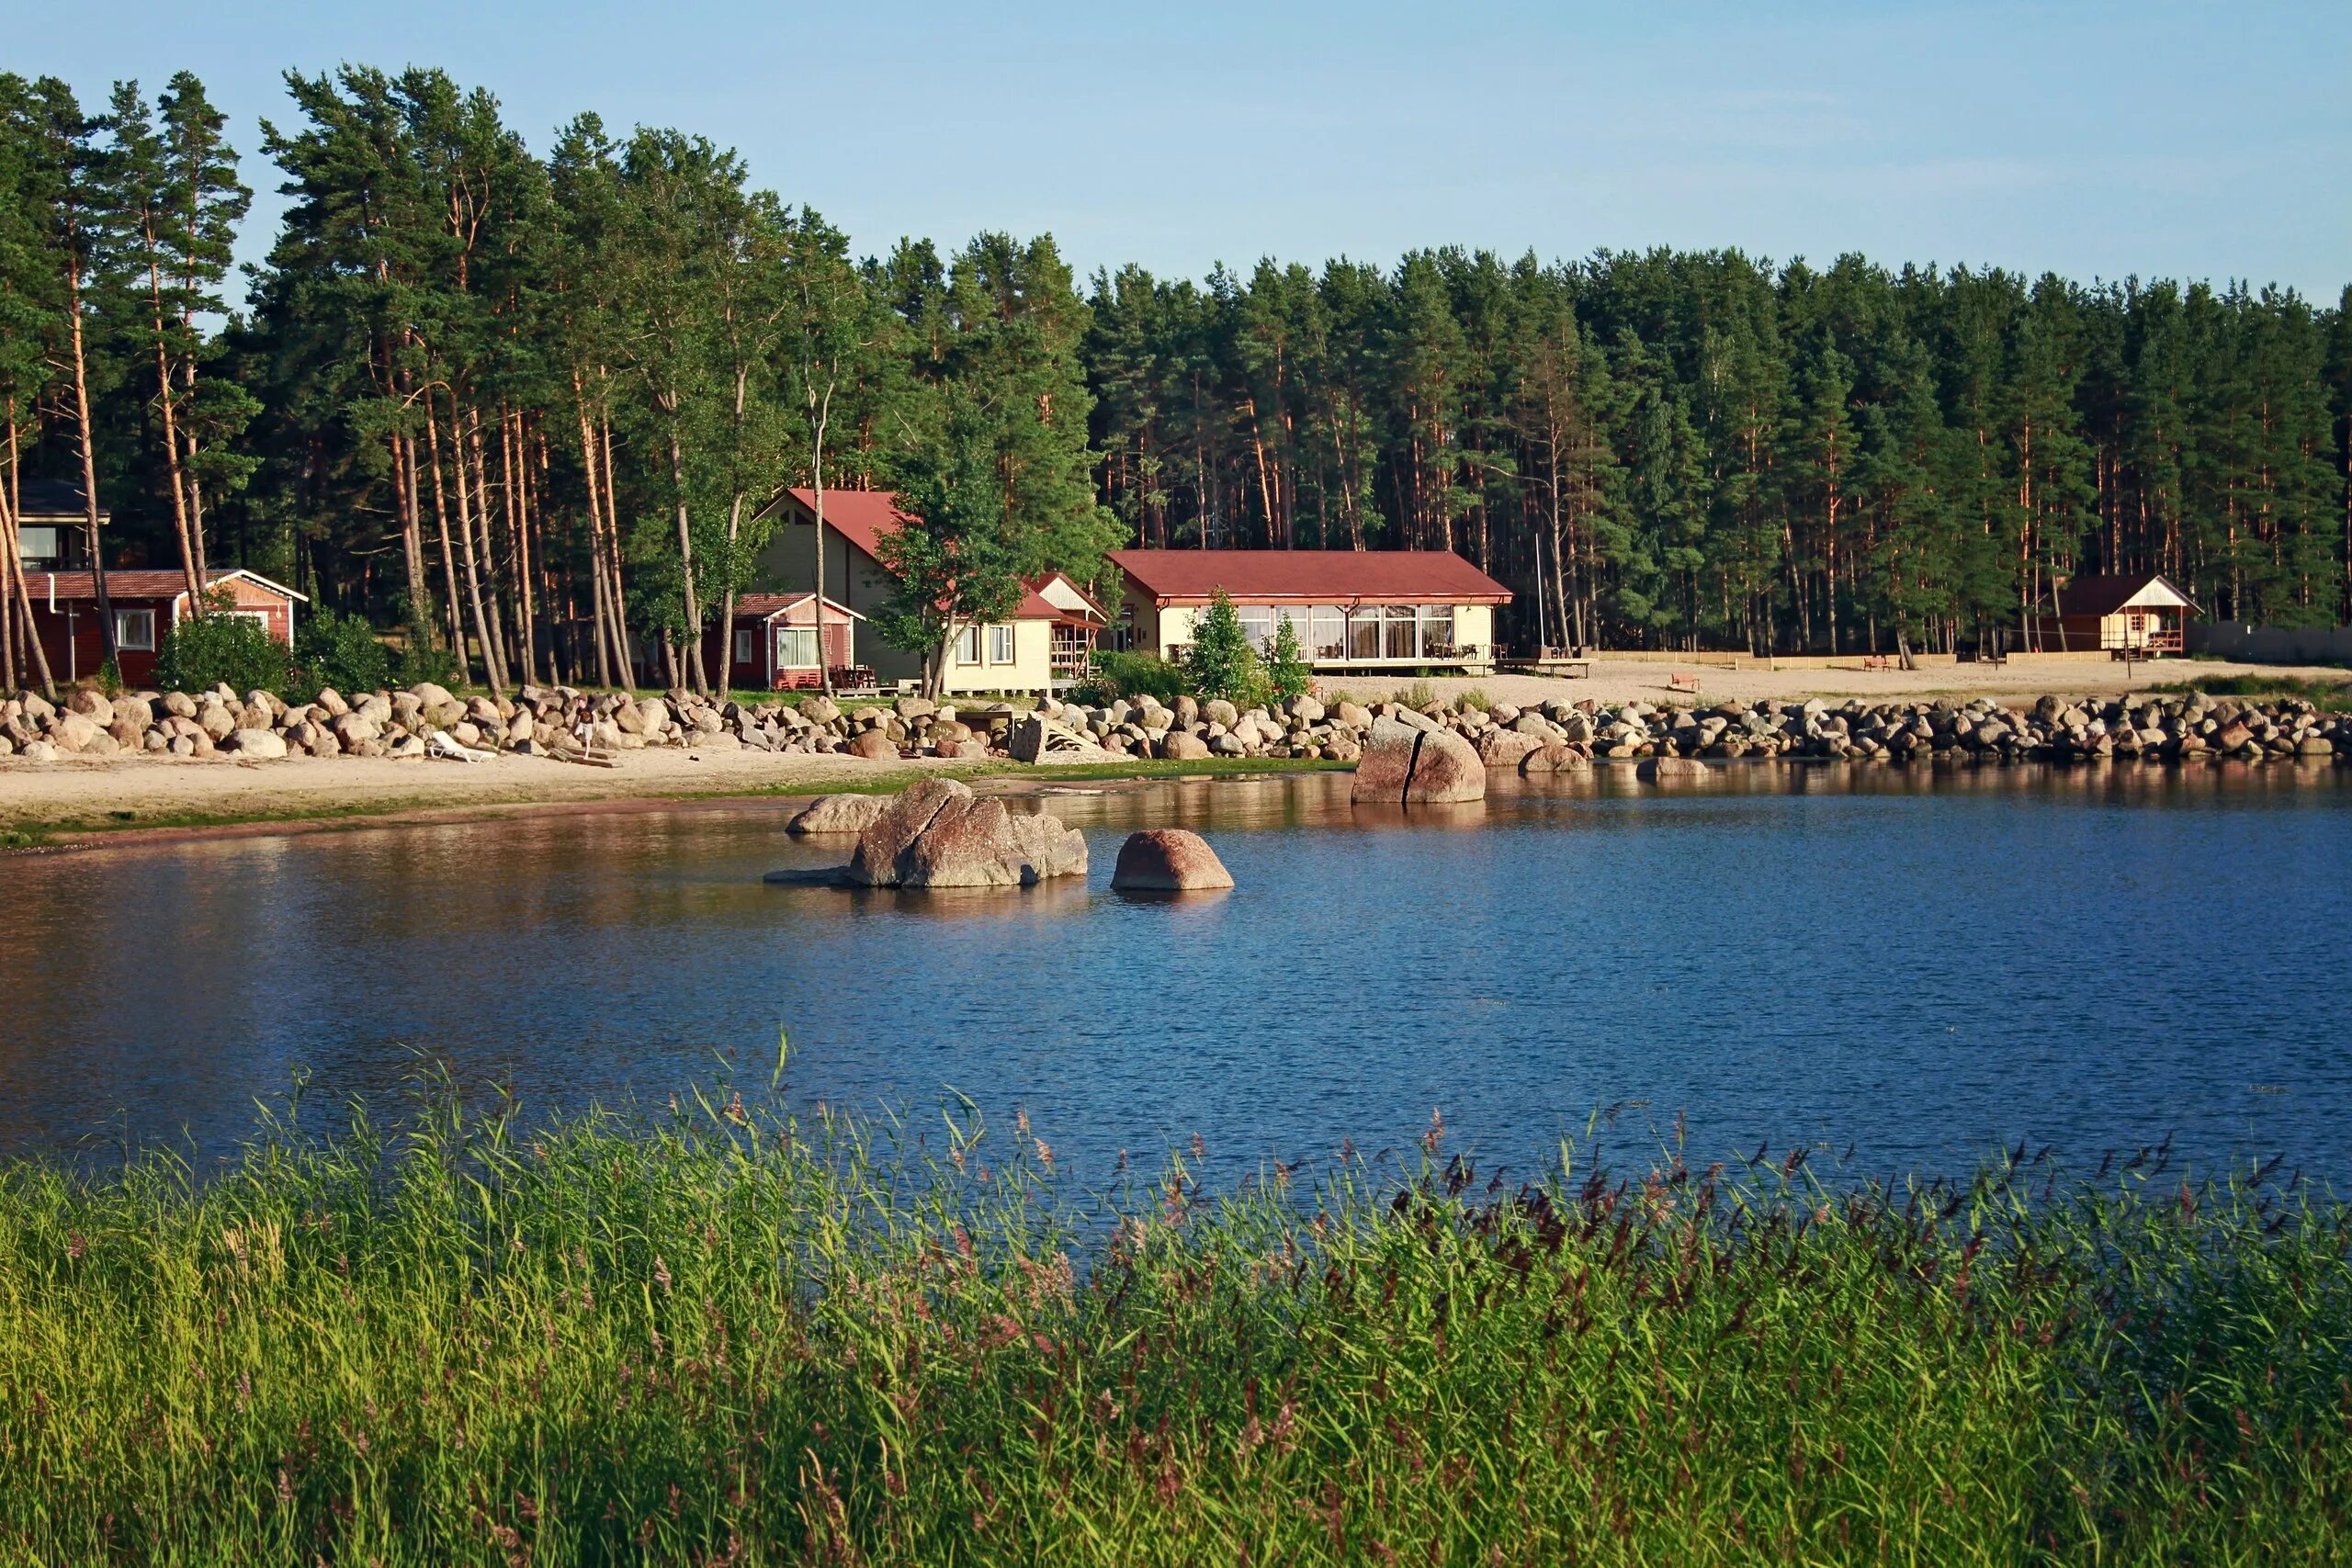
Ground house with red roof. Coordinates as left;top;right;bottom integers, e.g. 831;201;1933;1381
752;490;1108;693
25;567;306;686
1107;549;1510;672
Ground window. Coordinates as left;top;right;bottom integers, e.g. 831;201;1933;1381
1275;605;1312;655
733;627;755;667
1384;605;1418;660
1310;605;1346;660
988;624;1015;664
955;625;981;665
776;626;819;668
115;608;156;651
1238;604;1274;651
1419;604;1454;655
20;525;60;569
1349;609;1382;660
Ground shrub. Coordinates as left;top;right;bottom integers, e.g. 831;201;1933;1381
1184;589;1270;705
294;607;391;697
1399;678;1439;710
1080;650;1189;705
153;604;295;694
1266;617;1312;701
393;633;464;692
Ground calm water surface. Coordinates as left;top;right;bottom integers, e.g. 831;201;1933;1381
3;765;2347;1181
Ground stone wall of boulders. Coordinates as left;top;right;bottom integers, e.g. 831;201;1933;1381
0;682;1020;764
1033;687;2348;766
3;676;2343;769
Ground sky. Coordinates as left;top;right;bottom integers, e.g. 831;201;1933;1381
15;0;2352;303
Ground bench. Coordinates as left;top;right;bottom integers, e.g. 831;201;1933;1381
1861;654;1893;671
1668;671;1701;694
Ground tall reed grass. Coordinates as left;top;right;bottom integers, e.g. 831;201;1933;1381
1;1086;2345;1563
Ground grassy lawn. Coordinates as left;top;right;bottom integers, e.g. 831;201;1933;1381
0;1088;2343;1563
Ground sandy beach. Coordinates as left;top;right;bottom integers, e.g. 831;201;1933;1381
1314;653;2336;710
0;745;967;845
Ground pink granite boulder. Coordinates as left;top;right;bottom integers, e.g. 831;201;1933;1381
1110;829;1235;891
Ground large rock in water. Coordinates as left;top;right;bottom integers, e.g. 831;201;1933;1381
900;799;1087;887
843;779;1086;888
1405;729;1485;802
1521;742;1591;773
787;794;890;835
1636;756;1710;783
1110;829;1234;891
1351;719;1486;805
1351;719;1421;801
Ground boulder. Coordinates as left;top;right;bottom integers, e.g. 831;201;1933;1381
1350;718;1421;802
845;778;973;885
900;799;1088;888
1636;756;1710;783
1403;728;1485;803
787;794;891;835
846;728;899;761
51;712;101;753
226;728;289;759
1159;731;1212;761
844;779;1086;888
406;682;457;709
1476;729;1542;768
1521;742;1590;773
1335;700;1373;729
939;739;992;761
1110;829;1235;891
1203;698;1239;728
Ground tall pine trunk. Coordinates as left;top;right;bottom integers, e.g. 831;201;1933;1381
65;254;119;672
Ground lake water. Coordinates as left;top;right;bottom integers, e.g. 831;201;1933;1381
3;765;2348;1184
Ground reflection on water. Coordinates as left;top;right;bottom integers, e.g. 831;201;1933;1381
2;763;2347;1183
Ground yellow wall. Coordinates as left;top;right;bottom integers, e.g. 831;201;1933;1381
940;617;1055;694
1120;587;1496;671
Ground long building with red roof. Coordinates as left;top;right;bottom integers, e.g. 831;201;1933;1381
1109;548;1510;671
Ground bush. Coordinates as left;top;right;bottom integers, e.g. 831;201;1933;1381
1183;589;1271;705
1266;617;1313;701
293;607;391;697
1079;650;1189;705
153;604;295;694
394;632;464;692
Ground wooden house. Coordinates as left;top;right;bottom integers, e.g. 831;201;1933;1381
751;489;1104;694
712;591;862;690
2036;573;2197;655
26;568;305;686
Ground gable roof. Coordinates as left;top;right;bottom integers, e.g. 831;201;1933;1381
1024;571;1109;625
28;568;307;604
2049;573;2199;616
783;488;914;561
1109;548;1513;606
731;591;863;623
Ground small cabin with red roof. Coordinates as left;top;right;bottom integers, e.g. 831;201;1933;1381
705;591;862;690
25;568;305;686
752;489;1109;693
2034;573;2197;655
1108;549;1511;671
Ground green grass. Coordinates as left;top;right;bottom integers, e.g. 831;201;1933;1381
2;1083;2344;1564
2154;672;2352;710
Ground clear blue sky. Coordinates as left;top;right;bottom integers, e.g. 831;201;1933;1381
17;0;2352;300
